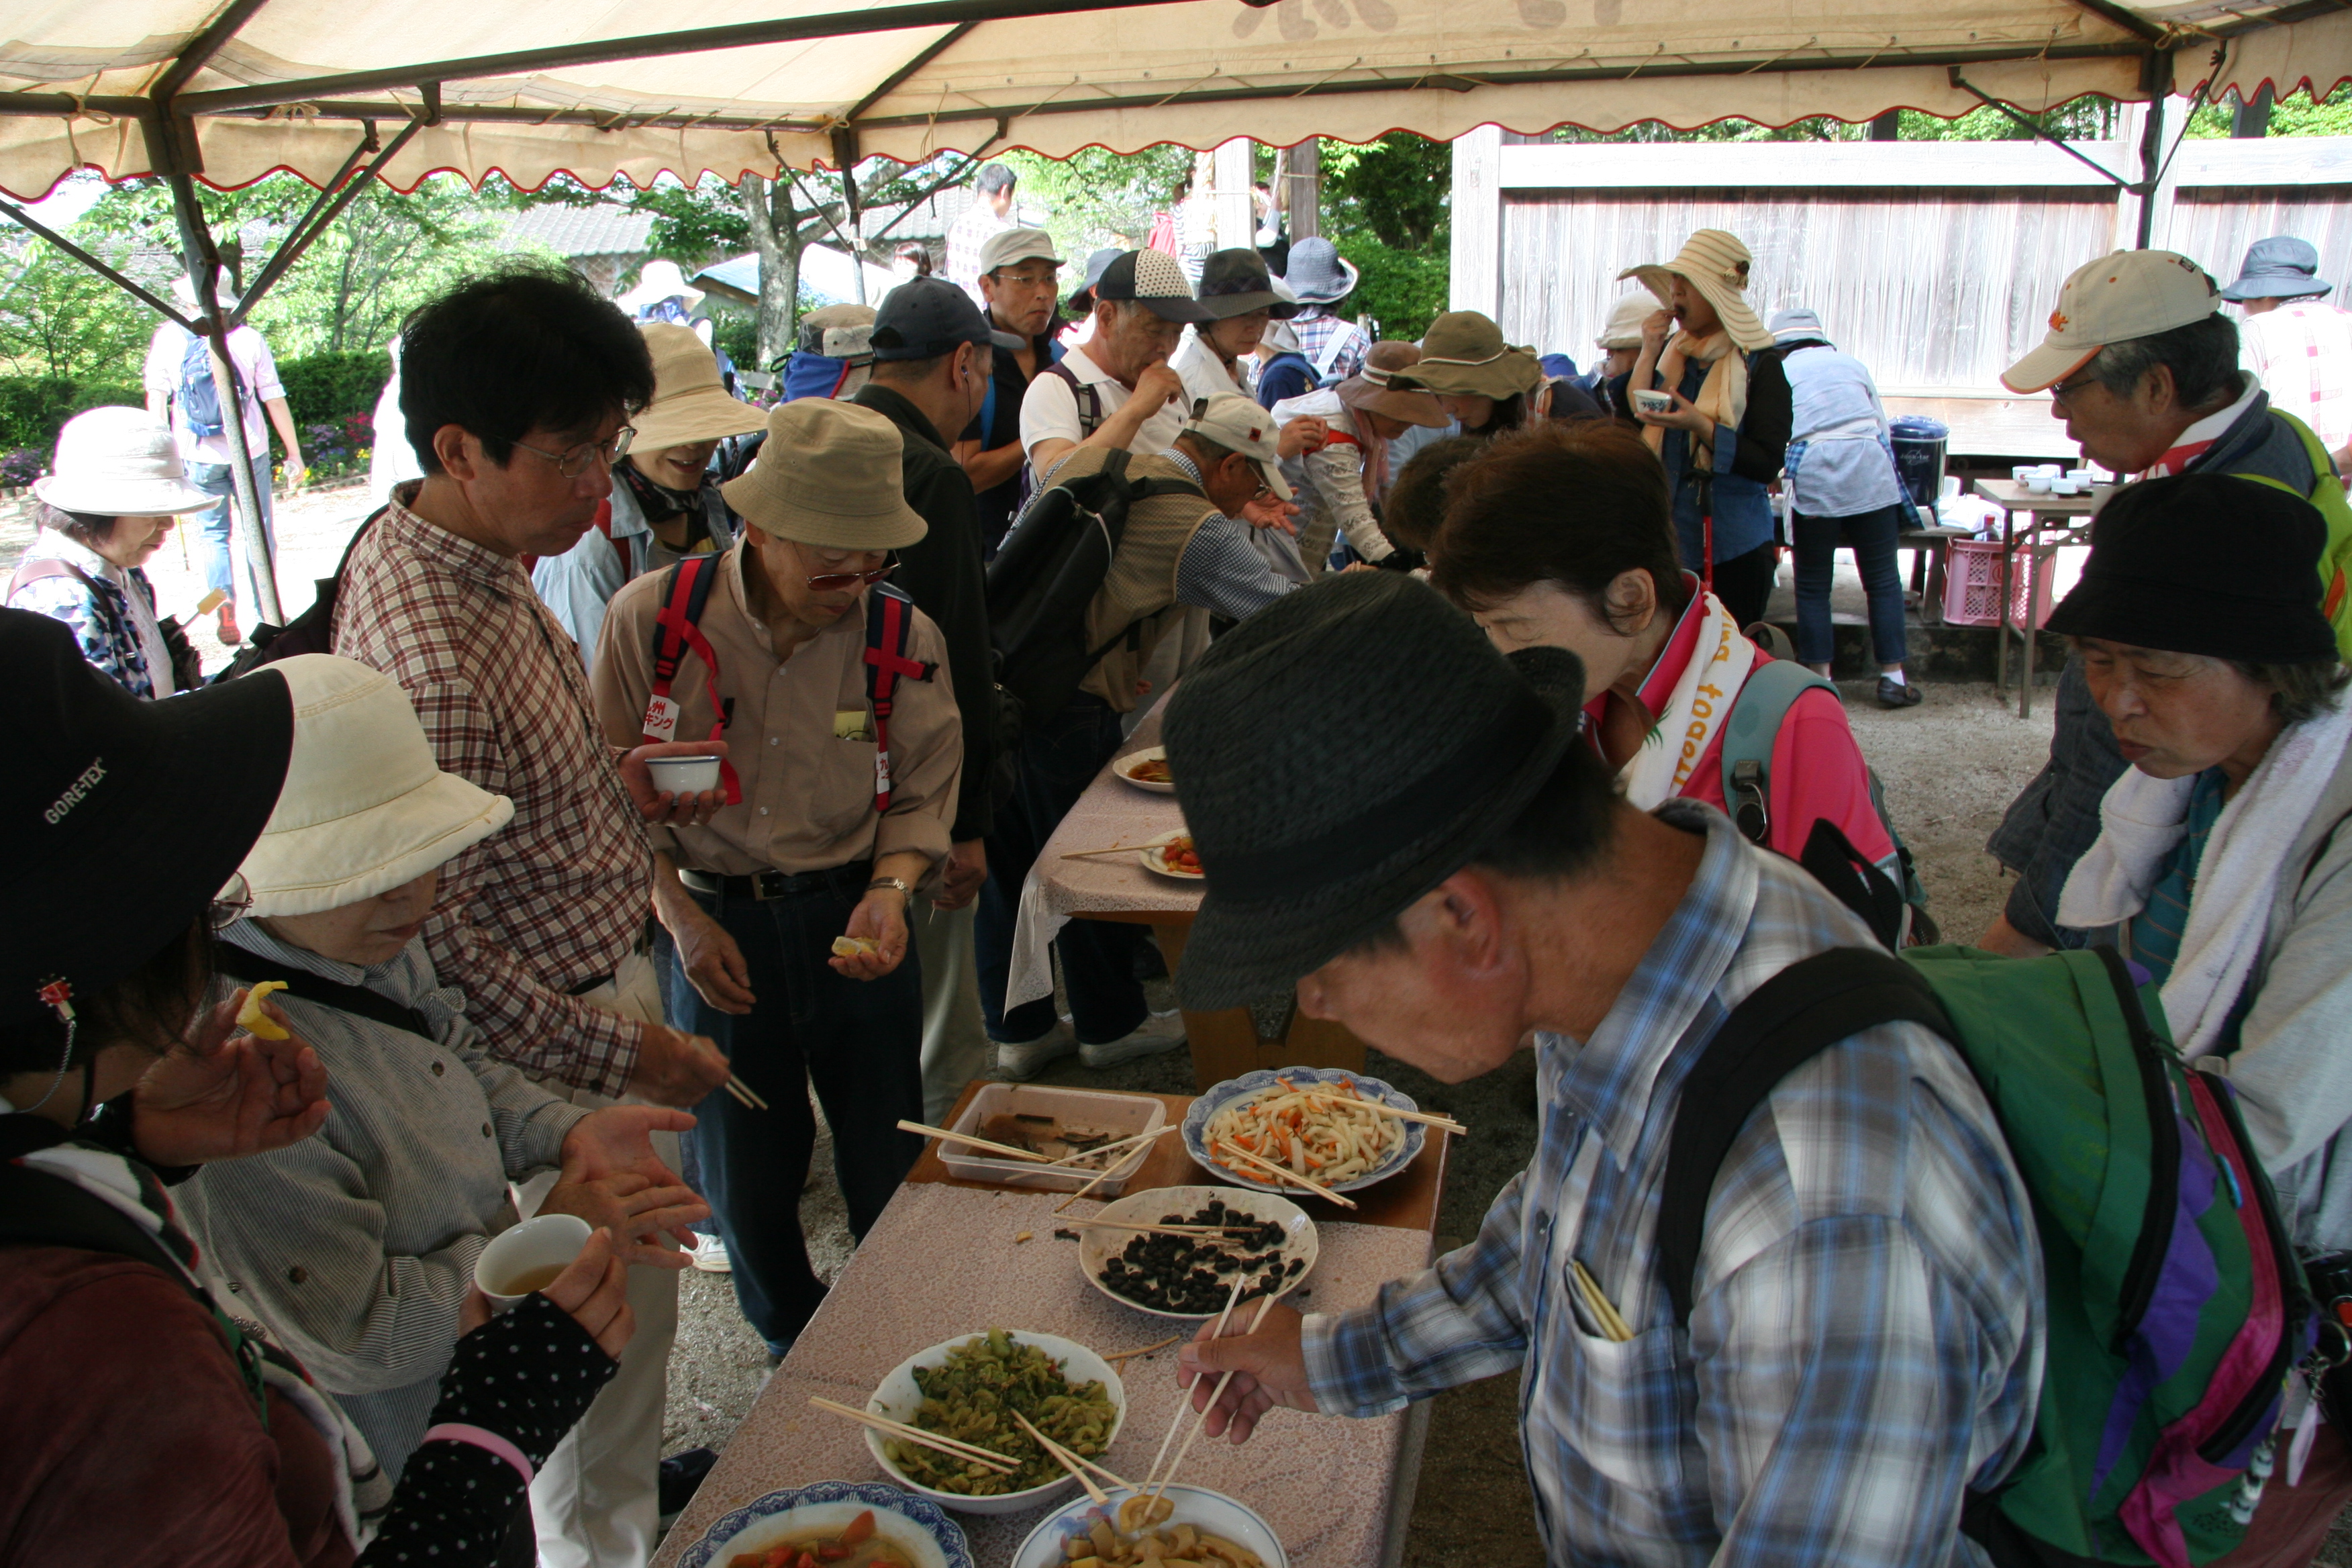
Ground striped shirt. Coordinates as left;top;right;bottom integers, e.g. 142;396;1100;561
1161;448;1304;620
334;486;656;1098
179;922;585;1481
1302;801;2045;1568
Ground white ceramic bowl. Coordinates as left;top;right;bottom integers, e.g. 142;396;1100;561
1112;746;1177;794
1010;1484;1288;1568
677;1479;972;1568
646;754;723;795
477;1213;589;1305
1079;1185;1317;1320
865;1330;1126;1516
1183;1066;1425;1196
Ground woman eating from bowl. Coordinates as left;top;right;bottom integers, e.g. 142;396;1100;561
5;405;217;697
2045;473;2352;1562
178;653;706;1485
1429;420;1901;910
0;609;636;1567
1394;310;1603;438
533;320;767;656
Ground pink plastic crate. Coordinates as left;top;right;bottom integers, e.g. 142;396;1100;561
1942;538;2055;629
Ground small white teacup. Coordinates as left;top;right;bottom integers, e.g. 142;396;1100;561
645;754;723;797
477;1214;591;1309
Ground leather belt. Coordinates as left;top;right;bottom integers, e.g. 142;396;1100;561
679;861;873;903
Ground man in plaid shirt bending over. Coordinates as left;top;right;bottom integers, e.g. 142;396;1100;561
334;264;732;1568
1162;572;2045;1568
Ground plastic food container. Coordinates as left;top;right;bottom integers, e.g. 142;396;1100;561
940;1083;1167;1195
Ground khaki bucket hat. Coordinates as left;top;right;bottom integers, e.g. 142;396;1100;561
721;399;928;551
1619;230;1774;352
629;323;768;452
1394;313;1545;400
1336;342;1450;430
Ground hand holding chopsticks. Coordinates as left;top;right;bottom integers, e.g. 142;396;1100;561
721;1073;769;1112
1150;1292;1283;1504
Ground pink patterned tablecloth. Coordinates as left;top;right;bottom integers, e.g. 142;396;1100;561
1005;698;1201;1013
652;1182;1436;1568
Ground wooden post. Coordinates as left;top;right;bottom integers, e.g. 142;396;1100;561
1449;124;1502;318
1212;137;1254;254
1286;139;1320;243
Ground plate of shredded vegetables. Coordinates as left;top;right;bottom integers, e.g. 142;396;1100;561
865;1329;1126;1516
1183;1067;1425;1196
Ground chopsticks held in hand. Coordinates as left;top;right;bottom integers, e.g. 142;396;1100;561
722;1073;769;1111
1150;1291;1283;1505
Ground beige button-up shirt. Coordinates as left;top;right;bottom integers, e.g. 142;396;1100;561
589;543;962;879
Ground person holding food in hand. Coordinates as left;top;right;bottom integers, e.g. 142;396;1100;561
588;397;961;1362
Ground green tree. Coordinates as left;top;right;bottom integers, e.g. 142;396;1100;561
0;238;150;381
1002;144;1195;262
2186;80;2352;136
1320;134;1452;340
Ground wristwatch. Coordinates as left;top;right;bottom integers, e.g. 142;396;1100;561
866;877;913;901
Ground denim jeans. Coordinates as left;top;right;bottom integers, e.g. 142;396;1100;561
664;865;925;1355
187;453;277;607
1791;502;1909;668
975;695;1150;1044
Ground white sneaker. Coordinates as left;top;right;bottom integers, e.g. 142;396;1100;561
687;1233;732;1273
994;1019;1079;1081
1079;1010;1189;1069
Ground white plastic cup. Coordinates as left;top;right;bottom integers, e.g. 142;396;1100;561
645;754;722;796
477;1214;591;1308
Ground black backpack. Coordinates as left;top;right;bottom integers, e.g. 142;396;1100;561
213;507;389;682
985;449;1205;728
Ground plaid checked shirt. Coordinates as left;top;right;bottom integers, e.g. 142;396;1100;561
2243;301;2352;456
1291;307;1369;383
333;491;654;1099
1304;802;2045;1568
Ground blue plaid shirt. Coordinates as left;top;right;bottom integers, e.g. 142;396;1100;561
1303;802;2045;1568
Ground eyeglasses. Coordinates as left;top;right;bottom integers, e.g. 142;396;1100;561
208;872;253;932
512;426;635;479
2048;371;2103;409
806;560;897;592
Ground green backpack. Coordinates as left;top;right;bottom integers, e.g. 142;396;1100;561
1659;944;2314;1568
2241;409;2352;664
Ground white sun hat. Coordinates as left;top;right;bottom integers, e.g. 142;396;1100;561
617;258;705;318
238;654;514;918
34;406;215;517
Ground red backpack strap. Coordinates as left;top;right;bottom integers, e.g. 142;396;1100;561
590;497;628;577
642;556;743;805
861;584;937;813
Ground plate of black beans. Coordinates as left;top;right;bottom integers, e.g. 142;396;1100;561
1077;1185;1318;1320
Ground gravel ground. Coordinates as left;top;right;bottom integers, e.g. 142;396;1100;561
38;495;2329;1562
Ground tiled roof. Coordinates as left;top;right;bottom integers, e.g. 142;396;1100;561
501;203;656;259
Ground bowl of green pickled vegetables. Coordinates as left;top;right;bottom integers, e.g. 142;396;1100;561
864;1328;1127;1516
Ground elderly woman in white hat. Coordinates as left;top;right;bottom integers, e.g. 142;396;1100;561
1620;228;1795;628
532;322;767;655
179;653;706;1484
1270;340;1450;570
1593;291;1659;420
6;405;218;697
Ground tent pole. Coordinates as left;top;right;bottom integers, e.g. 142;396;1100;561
165;169;283;628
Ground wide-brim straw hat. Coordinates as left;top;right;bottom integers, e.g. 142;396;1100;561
239;655;514;918
618;258;705;315
1619;230;1774;352
722;399;927;551
1164;573;1589;1010
34;405;215;516
1336;340;1449;429
630;322;767;452
1395;312;1545;400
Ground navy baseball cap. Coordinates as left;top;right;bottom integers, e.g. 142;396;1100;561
870;277;1023;360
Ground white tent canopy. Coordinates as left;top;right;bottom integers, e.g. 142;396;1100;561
0;0;2342;199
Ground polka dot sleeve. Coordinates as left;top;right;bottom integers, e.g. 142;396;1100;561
358;1293;618;1565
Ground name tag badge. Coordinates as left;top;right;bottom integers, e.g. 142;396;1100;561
875;749;893;795
834;708;874;742
642;694;682;742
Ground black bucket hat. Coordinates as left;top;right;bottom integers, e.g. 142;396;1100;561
1164;573;1587;1011
0;609;294;1024
1196;248;1301;320
2046;473;2339;664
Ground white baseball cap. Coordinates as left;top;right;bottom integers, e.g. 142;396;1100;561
2002;250;2222;393
1181;392;1292;501
977;228;1063;276
34;406;214;517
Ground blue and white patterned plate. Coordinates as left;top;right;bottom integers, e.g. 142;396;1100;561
1182;1066;1425;1196
677;1479;973;1568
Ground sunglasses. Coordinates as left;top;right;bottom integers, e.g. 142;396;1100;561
806;560;897;592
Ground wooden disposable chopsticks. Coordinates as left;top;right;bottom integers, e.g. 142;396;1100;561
897;1120;1055;1163
1039;1123;1178;1168
722;1074;770;1111
806;1397;1018;1472
1214;1138;1359;1210
1066;1218;1271;1239
1059;844;1147;861
1012;1410;1130;1504
1147;1291;1282;1504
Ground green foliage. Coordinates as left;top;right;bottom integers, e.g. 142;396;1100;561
0;375;146;453
1547;93;2118;143
631;177;752;262
1346;242;1451;342
1002;145;1195;260
0;239;154;383
706;309;761;372
2186;80;2352;137
1322;134;1450;250
275;350;391;430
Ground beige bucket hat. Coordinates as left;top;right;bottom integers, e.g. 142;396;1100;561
1596;291;1659;352
721;399;928;551
1395;313;1545;400
1619;230;1774;352
36;406;215;516
1336;341;1451;429
629;323;768;452
238;654;514;918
